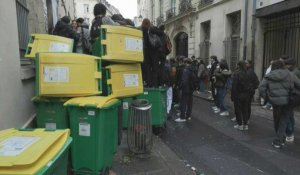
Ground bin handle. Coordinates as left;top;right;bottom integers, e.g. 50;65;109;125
131;104;152;111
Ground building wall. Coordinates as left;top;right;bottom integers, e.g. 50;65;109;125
0;0;35;130
27;0;48;34
58;0;76;19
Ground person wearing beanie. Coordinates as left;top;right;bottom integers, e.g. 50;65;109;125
52;16;80;52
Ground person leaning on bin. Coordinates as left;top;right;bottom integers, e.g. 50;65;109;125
52;16;80;52
90;2;119;44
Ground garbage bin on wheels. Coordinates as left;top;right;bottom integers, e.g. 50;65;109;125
127;99;152;154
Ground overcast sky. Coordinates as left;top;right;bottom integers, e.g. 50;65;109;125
107;0;137;19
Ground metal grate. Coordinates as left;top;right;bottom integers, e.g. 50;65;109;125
224;37;241;71
263;11;300;71
16;0;29;51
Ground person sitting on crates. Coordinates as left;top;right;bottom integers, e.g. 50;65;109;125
90;2;119;44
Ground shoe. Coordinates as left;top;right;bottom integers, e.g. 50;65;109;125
175;118;186;122
262;105;268;109
234;125;244;130
220;111;229;116
244;125;249;130
286;135;294;143
212;106;218;110
231;117;236;122
272;140;284;149
270;107;273;110
187;117;191;121
214;109;220;113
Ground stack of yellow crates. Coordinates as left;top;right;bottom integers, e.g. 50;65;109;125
93;25;144;98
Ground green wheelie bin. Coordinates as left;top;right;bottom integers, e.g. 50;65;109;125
137;87;167;127
64;96;120;175
32;97;69;129
120;97;133;129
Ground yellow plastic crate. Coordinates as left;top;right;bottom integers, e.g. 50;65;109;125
36;53;102;97
99;25;144;63
25;34;74;59
105;64;143;98
0;128;71;175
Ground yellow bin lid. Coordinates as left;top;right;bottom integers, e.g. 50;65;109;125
64;96;120;108
0;128;70;174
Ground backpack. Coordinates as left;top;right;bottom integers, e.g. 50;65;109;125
90;16;103;43
164;35;172;55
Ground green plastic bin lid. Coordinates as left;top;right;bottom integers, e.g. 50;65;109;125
144;87;167;92
64;96;120;108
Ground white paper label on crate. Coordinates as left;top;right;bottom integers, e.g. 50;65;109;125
45;123;57;130
43;66;69;83
49;42;70;52
123;102;129;109
88;111;95;116
79;123;90;137
144;92;148;95
0;136;40;156
125;37;143;52
124;74;139;87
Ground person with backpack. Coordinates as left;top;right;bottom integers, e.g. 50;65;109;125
197;59;207;93
212;59;232;116
281;57;300;143
231;61;253;130
259;60;300;149
75;18;91;54
175;58;197;122
208;56;219;100
90;3;119;44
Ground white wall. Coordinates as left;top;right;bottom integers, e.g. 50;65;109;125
75;0;98;27
0;0;35;130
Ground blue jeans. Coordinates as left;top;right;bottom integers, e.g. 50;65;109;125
216;87;226;112
286;109;295;136
199;79;205;92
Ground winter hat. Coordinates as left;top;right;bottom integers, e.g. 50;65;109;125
61;16;71;24
284;58;296;66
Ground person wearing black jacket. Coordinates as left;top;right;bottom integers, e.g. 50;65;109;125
232;61;255;131
209;56;219;100
245;60;259;123
53;16;79;52
175;58;195;122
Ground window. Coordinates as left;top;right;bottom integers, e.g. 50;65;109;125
84;4;89;14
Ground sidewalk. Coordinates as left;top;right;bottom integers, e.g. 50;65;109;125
112;132;195;175
193;91;300;126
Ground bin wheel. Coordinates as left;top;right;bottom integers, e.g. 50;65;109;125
101;167;110;175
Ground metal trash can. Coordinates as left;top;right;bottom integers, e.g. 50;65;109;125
127;99;152;154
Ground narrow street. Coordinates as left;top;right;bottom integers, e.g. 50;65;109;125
161;96;300;175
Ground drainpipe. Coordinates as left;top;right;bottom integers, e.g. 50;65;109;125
242;0;249;60
251;0;257;66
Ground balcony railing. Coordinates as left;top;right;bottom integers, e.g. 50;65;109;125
166;8;176;20
156;15;164;26
179;0;193;14
198;0;213;9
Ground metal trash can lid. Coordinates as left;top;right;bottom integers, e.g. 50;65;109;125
131;99;151;110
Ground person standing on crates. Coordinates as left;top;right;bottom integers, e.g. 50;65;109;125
90;3;119;44
75;18;91;54
175;58;197;122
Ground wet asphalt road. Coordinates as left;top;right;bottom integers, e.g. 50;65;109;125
160;96;300;175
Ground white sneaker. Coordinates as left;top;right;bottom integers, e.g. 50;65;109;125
231;117;236;122
214;109;220;113
212;106;218;110
286;135;294;143
175;118;187;122
262;105;268;109
187;117;191;121
234;125;244;130
220;111;229;116
244;125;249;130
270;107;273;110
